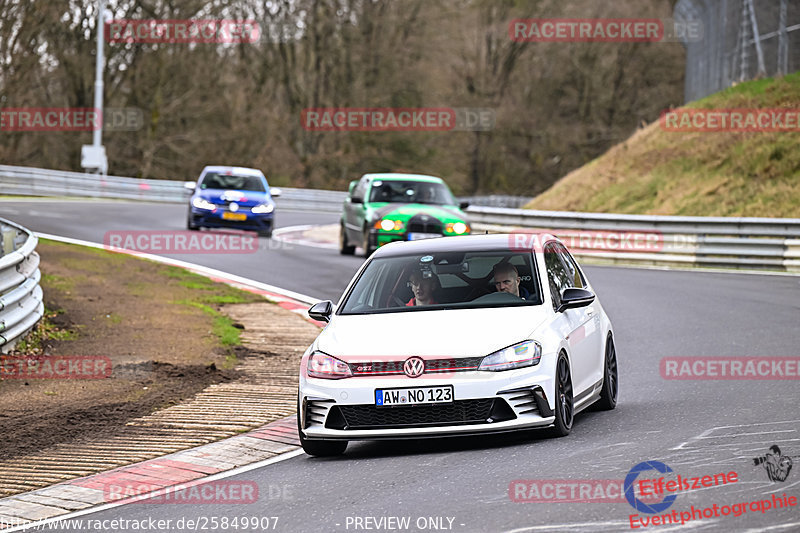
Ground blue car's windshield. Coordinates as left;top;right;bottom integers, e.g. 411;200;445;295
339;251;542;315
201;172;266;192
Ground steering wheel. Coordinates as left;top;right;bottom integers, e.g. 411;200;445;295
464;284;492;302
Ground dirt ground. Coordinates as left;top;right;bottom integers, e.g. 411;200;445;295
0;240;265;460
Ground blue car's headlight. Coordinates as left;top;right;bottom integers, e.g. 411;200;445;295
192;197;216;210
251;203;274;214
479;341;542;371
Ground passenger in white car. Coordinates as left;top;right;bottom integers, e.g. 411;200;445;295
406;270;440;306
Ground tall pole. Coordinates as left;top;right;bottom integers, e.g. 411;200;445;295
93;0;105;148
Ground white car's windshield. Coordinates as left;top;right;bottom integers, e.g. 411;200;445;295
339;251;542;314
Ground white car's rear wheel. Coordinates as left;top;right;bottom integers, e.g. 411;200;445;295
596;335;618;411
552;353;574;437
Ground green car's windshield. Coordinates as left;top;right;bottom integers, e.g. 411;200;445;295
368;180;456;205
339;251;542;315
200;172;266;192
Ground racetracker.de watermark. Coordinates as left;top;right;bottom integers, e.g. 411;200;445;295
301;108;495;132
509;479;662;503
661;109;800;132
507;231;667;253
104;230;262;254
104;480;260;504
509;18;703;43
0;107;143;132
661;357;800;380
510;18;664;42
106;19;260;44
0;355;112;379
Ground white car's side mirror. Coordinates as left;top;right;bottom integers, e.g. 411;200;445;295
270;187;282;198
184;181;197;191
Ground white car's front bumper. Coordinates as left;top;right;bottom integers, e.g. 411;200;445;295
299;366;556;440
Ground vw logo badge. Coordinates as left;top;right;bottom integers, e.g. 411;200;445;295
403;357;425;378
229;202;239;212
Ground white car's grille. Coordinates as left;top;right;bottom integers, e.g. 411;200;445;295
347;357;483;376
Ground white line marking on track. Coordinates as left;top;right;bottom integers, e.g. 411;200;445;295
35;232;320;305
2;450;306;532
0;232;318;532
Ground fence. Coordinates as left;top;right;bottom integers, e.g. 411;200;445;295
0;218;43;353
1;164;799;273
675;0;800;102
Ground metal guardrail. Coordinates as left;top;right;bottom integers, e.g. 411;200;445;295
0;218;43;353
0;164;346;213
469;207;800;272
1;164;799;273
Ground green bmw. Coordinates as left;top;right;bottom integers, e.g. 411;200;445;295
340;173;470;256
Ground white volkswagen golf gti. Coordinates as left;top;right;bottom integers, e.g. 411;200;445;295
298;233;618;456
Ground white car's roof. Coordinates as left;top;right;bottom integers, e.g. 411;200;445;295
373;233;559;258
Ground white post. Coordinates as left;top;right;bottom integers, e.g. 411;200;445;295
82;0;108;175
93;0;105;148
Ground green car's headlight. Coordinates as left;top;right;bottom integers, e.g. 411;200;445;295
445;222;470;235
376;219;404;231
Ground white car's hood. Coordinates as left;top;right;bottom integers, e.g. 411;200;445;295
316;306;549;359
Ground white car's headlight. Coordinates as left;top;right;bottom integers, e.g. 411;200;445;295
251;203;274;214
307;351;352;379
479;341;542;371
192;197;216;210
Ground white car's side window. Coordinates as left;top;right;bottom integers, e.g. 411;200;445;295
544;242;574;311
557;243;586;289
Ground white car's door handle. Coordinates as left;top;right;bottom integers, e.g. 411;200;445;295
587;309;594;317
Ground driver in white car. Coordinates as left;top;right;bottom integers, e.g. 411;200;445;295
492;262;530;300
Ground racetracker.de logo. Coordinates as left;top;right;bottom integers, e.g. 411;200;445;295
661;357;800;380
301;108;495;132
0;107;143;132
0;356;112;380
104;230;258;254
507;231;664;253
509;479;662;503
661;109;800;132
104;480;258;504
106;19;260;44
509;18;663;42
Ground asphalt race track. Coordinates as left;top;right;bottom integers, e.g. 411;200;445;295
2;199;799;532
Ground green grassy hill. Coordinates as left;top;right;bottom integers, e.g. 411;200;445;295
525;72;800;217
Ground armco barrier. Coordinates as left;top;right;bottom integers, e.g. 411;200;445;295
0;217;43;353
1;164;799;272
0;164;346;213
468;207;800;272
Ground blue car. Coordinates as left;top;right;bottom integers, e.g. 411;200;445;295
185;166;281;237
